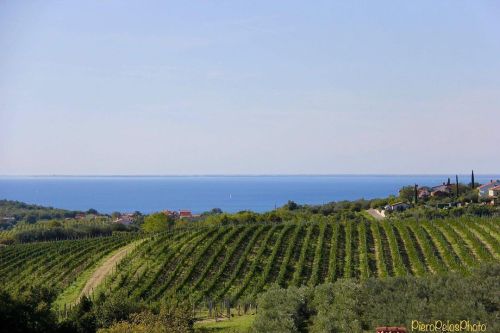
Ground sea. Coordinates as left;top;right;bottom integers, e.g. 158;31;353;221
0;175;498;214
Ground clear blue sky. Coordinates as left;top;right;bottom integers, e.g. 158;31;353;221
1;1;499;175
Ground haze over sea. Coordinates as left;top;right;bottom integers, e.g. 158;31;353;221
1;175;499;214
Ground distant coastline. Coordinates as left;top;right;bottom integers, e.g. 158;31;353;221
1;175;499;214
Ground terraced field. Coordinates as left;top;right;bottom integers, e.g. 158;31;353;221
1;217;499;305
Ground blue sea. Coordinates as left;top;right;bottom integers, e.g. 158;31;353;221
0;175;498;214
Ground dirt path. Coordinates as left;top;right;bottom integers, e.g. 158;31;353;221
366;208;385;220
79;240;142;298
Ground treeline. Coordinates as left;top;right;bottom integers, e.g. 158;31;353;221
252;264;499;333
198;200;373;226
392;204;499;220
0;222;135;244
0;288;193;333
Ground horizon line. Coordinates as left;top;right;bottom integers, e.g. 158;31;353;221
1;173;499;178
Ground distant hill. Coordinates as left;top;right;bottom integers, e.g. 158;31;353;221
0;199;82;227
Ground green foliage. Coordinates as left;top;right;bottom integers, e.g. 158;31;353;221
343;221;353;278
0;200;80;229
0;234;137;294
62;295;97;332
309;222;326;286
142;213;172;233
277;224;302;287
93;291;143;328
357;221;370;279
6;222;131;243
370;198;389;209
284;200;300;211
292;223;314;286
1;216;499;330
252;285;311;333
311;280;363;333
98;306;193;333
253;264;500;333
398;186;415;203
0;287;59;333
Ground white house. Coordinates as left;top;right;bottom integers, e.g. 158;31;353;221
384;202;410;212
489;185;500;198
478;180;500;198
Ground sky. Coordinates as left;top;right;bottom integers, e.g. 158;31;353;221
1;1;499;175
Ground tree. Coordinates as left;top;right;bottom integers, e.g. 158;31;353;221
25;213;37;224
210;208;223;215
62;295;97;332
252;285;311;333
455;175;459;198
0;288;59;333
141;213;172;233
414;184;418;204
285;200;299;210
471;170;475;189
398;186;414;203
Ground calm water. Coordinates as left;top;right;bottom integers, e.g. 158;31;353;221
0;175;498;214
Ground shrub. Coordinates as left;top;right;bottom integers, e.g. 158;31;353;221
252;285;311;333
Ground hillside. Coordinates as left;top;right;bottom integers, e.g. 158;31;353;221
1;216;498;307
0;199;81;227
0;234;139;295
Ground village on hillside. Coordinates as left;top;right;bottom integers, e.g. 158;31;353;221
377;172;500;219
105;174;500;225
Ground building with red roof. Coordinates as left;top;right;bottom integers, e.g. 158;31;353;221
179;210;193;218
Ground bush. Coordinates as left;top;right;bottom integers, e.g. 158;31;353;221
252;285;312;333
311;280;363;333
0;287;59;333
94;291;142;328
98;306;193;333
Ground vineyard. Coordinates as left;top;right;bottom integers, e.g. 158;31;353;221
1;217;499;306
0;234;139;295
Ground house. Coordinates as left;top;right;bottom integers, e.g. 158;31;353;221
384;202;410;212
163;210;179;218
179;210;193;219
487;186;500;206
430;183;452;197
417;187;431;199
114;214;134;225
478;180;500;198
436;202;460;209
486;184;500;198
